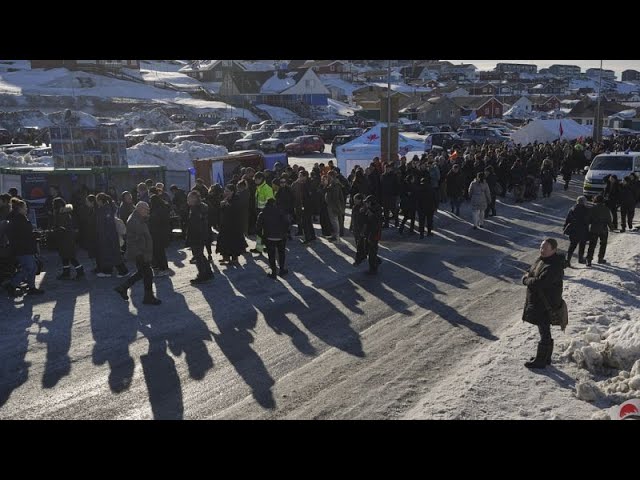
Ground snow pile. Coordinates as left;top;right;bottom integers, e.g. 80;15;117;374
0;151;51;167
47;110;99;127
256;104;302;122
117;108;181;132
0;110;53;130
327;98;361;117
126;140;227;170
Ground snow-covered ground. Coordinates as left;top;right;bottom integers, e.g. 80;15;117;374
406;227;640;420
327;98;361;116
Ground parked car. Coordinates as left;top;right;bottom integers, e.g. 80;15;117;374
418;124;440;135
30;146;52;157
251;120;279;131
460;127;510;145
285;135;325;155
216;131;247;150
172;134;209;144
0;128;12;144
259;130;304;153
145;130;191;143
331;134;355;155
233;130;271;150
276;122;300;131
214;120;240;131
424;132;472;151
318;123;349;142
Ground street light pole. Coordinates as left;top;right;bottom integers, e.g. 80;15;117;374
594;60;603;143
387;59;392;163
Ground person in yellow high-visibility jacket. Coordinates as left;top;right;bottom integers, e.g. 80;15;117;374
251;171;274;253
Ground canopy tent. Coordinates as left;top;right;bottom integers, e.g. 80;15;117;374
510;119;592;145
335;123;425;174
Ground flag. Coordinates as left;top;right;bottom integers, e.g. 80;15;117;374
559;121;563;137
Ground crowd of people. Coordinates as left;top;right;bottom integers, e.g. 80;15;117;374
0;137;639;313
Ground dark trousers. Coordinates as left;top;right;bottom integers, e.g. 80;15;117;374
417;210;434;236
484;193;497;217
587;231;608;260
191;244;212;278
99;262;128;275
606;203;618;229
11;254;36;289
620;204;635;230
450;196;462;215
61;256;80;268
152;242;168;270
538;321;552;344
398;209;415;233
122;256;153;294
567;238;586;261
294;207;304;235
382;196;398;227
265;238;286;273
368;239;379;272
302;209;316;241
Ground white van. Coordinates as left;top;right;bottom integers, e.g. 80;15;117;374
583;151;640;198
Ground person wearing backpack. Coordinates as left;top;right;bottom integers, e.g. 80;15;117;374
51;197;84;280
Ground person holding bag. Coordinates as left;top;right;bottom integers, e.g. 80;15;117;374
521;238;566;369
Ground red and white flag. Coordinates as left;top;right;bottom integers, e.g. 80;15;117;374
559;121;564;137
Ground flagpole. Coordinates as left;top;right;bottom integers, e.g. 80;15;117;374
594;60;603;143
387;59;391;163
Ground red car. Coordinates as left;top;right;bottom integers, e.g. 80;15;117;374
285;135;325;155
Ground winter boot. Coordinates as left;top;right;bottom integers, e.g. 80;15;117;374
546;340;554;365
75;265;85;279
524;342;549;369
143;291;161;305
578;257;586;264
57;267;72;280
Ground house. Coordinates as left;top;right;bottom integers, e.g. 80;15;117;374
495;63;537;75
400;96;462;127
220;68;329;111
511;96;533;113
622;69;640;82
446;64;477;81
451;96;504;118
469;83;498;96
443;87;470;98
179;60;246;82
320;76;358;102
352;86;409;120
568;98;630;126
30;60;140;72
585;68;616;81
548;64;581;77
531;95;562;112
528;83;565;95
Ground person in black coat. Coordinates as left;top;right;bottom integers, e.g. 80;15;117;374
256;198;290;279
521;238;565;369
186;190;213;283
560;160;572;191
603;175;621;230
563;196;590;266
149;194;171;274
216;184;248;263
380;164;400;229
416;177;437;239
354;195;383;275
484;166;498;217
95;194;128;277
619;176;636;232
118;191;135;224
4;199;44;296
51;197;84;280
586;194;613;266
446;164;465;216
540;165;555;198
169;185;188;239
81;195;98;268
398;174;417;235
275;177;295;239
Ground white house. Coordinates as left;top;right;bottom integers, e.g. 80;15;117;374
512;96;533;112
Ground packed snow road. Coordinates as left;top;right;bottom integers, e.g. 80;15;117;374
0;177;588;419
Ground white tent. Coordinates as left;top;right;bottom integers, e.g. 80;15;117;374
336;123;425;173
510;119;592;145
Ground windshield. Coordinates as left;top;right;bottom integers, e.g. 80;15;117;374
590;155;633;171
